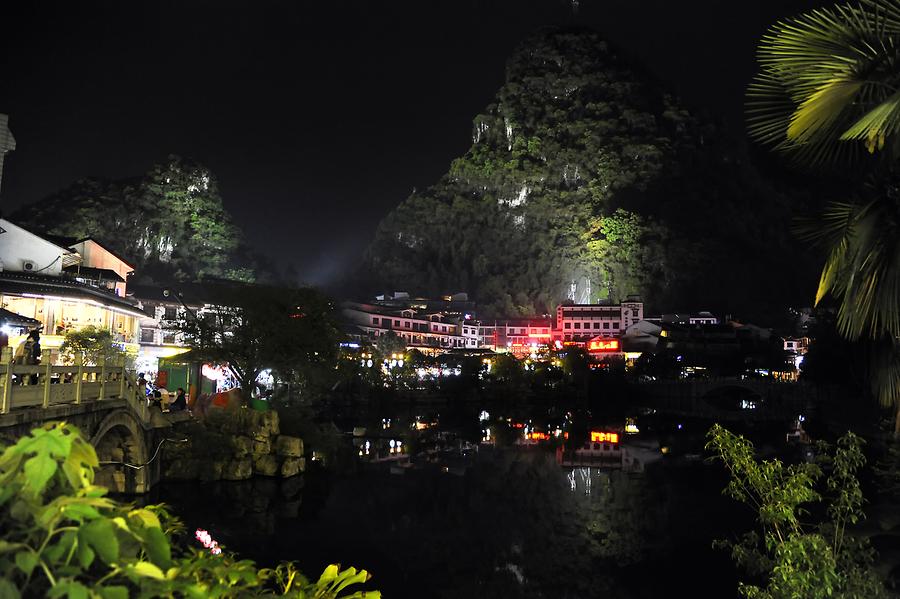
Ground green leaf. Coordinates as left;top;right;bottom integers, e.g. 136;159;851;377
80;519;119;565
48;580;89;599
127;560;166;580
14;551;37;576
76;541;95;569
97;586;128;599
140;526;172;569
24;453;58;494
0;579;21;599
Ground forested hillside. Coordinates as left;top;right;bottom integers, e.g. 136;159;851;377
365;30;811;317
12;156;260;283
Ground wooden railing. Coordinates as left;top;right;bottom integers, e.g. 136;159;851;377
0;347;149;422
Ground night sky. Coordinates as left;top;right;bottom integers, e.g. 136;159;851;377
0;0;821;286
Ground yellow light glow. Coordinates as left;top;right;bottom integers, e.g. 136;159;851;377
590;431;619;444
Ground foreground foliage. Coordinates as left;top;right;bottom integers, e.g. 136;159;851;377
706;425;886;598
0;422;380;598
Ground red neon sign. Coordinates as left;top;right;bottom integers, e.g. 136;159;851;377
589;339;620;352
590;431;619;444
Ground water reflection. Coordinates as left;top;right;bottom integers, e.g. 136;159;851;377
155;405;745;598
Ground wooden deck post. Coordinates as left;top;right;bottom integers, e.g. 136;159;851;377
74;354;84;404
0;347;12;414
98;355;107;400
42;349;52;408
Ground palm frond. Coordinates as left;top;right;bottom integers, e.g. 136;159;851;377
840;88;900;151
869;339;900;408
814;196;900;340
746;0;900;168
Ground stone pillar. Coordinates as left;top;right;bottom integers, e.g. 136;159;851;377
98;356;107;400
0;346;12;414
74;354;84;404
42;348;52;408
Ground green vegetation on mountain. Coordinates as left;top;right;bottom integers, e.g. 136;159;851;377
12;155;260;284
366;31;810;317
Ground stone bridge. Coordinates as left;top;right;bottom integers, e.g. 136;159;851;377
0;347;183;493
635;377;807;421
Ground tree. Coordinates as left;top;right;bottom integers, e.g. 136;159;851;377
747;0;900;428
59;325;126;366
11;155;268;284
706;425;887;598
0;421;380;598
180;284;340;403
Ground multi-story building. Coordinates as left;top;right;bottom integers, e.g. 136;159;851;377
478;319;553;354
0;219;146;357
342;301;479;352
555;296;644;343
129;284;207;373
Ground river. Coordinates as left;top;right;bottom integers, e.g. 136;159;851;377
151;403;776;598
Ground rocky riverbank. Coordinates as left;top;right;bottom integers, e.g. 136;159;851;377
162;409;306;482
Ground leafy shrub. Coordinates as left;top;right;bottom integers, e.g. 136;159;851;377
0;422;380;598
706;424;886;599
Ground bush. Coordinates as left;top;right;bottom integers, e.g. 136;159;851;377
706;424;886;599
0;422;380;598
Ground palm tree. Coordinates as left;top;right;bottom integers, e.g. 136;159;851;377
747;0;900;428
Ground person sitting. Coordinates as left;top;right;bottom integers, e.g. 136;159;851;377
149;389;163;411
170;387;187;412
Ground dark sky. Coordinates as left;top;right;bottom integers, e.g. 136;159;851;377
0;0;821;286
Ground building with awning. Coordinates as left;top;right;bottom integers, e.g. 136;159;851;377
0;219;147;357
0;307;41;331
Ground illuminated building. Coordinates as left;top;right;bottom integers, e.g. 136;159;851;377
0;219;145;356
555;296;643;343
342;301;479;351
477;318;553;354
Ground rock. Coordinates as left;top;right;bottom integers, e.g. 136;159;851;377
232;435;252;458
264;410;280;437
253;454;279;477
222;458;253;481
275;435;304;458
200;460;225;482
280;457;304;478
252;438;271;456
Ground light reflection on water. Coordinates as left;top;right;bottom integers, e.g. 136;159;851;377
154;405;746;598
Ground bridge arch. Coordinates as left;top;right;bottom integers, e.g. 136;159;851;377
90;409;149;494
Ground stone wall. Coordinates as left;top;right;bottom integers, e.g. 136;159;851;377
162;409;305;482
